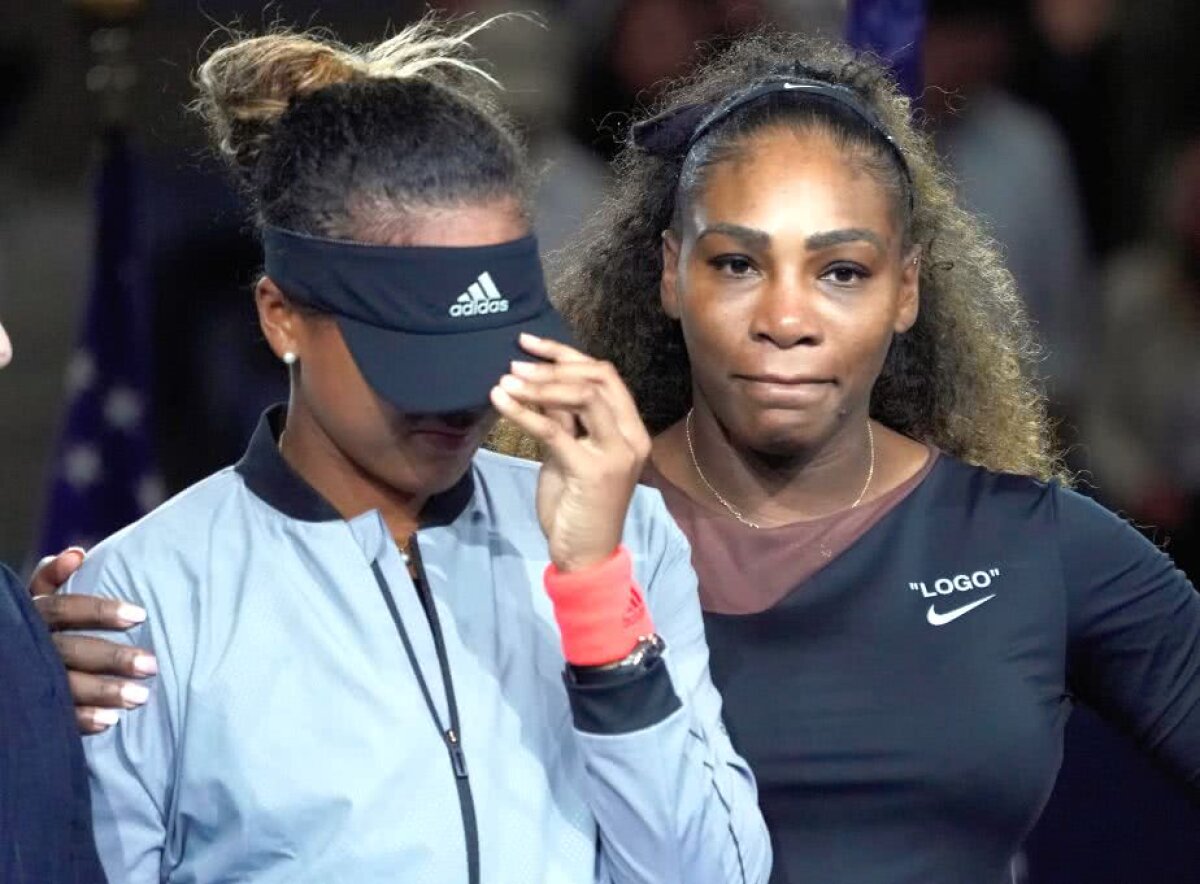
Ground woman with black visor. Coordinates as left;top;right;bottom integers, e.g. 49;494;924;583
36;20;1200;884
42;19;769;884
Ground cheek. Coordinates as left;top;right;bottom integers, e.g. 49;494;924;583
836;313;894;377
826;288;904;375
678;285;743;368
300;331;391;440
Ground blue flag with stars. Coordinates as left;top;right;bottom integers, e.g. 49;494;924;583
845;0;926;99
36;129;163;556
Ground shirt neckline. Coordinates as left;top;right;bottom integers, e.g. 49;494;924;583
235;404;476;527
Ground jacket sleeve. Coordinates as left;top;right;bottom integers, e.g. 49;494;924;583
63;549;178;884
565;501;772;884
1060;486;1200;791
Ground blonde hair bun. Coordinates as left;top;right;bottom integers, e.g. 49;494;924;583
194;15;507;179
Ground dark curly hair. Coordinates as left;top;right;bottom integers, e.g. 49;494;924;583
549;32;1064;481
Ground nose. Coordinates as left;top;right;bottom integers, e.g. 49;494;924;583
748;280;822;349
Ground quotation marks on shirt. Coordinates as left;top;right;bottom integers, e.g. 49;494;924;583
908;568;1001;598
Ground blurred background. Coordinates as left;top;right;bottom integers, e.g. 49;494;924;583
0;0;1197;880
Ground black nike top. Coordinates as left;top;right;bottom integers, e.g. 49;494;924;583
665;456;1200;884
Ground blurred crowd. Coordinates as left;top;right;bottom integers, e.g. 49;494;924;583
0;0;1197;578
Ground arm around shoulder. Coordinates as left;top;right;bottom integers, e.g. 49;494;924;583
64;544;180;883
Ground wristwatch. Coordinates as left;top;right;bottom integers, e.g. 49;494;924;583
567;633;666;685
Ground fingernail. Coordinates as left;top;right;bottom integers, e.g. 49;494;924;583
120;683;150;705
510;360;537;376
132;654;158;675
92;708;120;727
499;375;524;392
519;332;541;343
490;386;513;406
116;603;147;624
65;545;88;557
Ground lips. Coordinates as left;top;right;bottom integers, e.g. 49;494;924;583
411;423;471;438
409;428;474;455
407;417;482;454
736;373;835;386
733;373;836;406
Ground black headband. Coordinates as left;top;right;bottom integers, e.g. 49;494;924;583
631;77;914;212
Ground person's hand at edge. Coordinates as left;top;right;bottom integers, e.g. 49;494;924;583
29;548;157;734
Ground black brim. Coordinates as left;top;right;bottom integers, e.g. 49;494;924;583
336;307;574;414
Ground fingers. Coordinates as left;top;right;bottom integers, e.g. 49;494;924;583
56;636;155;735
51;633;157;677
27;547;87;598
508;358;650;457
76;706;121;735
67;670;150;711
490;386;586;460
33;591;146;632
62;645;156;736
497;371;621;447
518;332;590;364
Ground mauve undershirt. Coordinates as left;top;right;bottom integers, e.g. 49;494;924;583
641;446;939;614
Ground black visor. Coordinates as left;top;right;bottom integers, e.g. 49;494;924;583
263;227;571;414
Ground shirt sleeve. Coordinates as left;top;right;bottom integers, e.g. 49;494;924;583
1060;486;1200;790
64;549;178;884
564;502;772;884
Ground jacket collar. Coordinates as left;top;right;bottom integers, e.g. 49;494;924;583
235;404;476;527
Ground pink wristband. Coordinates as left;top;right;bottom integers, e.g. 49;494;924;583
543;546;656;667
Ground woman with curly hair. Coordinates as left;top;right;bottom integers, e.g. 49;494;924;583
30;24;1200;884
543;31;1200;884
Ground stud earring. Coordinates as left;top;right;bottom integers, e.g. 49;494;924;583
282;351;297;366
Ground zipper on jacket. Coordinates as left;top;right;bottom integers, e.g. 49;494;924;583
445;729;468;778
372;545;480;884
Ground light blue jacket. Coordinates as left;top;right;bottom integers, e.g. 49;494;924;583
66;408;770;883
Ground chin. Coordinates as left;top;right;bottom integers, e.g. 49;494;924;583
730;406;836;457
408;450;478;495
362;441;477;500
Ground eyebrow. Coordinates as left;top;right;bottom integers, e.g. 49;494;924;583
805;228;885;254
695;223;771;249
695;223;886;255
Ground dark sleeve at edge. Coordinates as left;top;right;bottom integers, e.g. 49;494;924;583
564;654;683;736
1060;486;1200;790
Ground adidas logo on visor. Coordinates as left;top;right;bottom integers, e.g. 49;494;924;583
449;271;510;317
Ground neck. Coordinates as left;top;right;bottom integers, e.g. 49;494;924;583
679;399;875;525
279;397;424;543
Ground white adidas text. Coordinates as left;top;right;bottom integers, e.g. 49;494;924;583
449;271;509;317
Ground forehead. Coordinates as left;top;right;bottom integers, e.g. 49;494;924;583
687;127;899;243
350;197;529;248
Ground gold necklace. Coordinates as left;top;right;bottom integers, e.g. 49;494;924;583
684;409;875;529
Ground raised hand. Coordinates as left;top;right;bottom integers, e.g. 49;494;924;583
490;333;651;573
29;548;157;734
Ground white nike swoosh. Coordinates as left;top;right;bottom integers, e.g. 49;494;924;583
926;594;996;626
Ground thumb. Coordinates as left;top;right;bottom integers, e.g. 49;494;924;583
29;547;87;598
